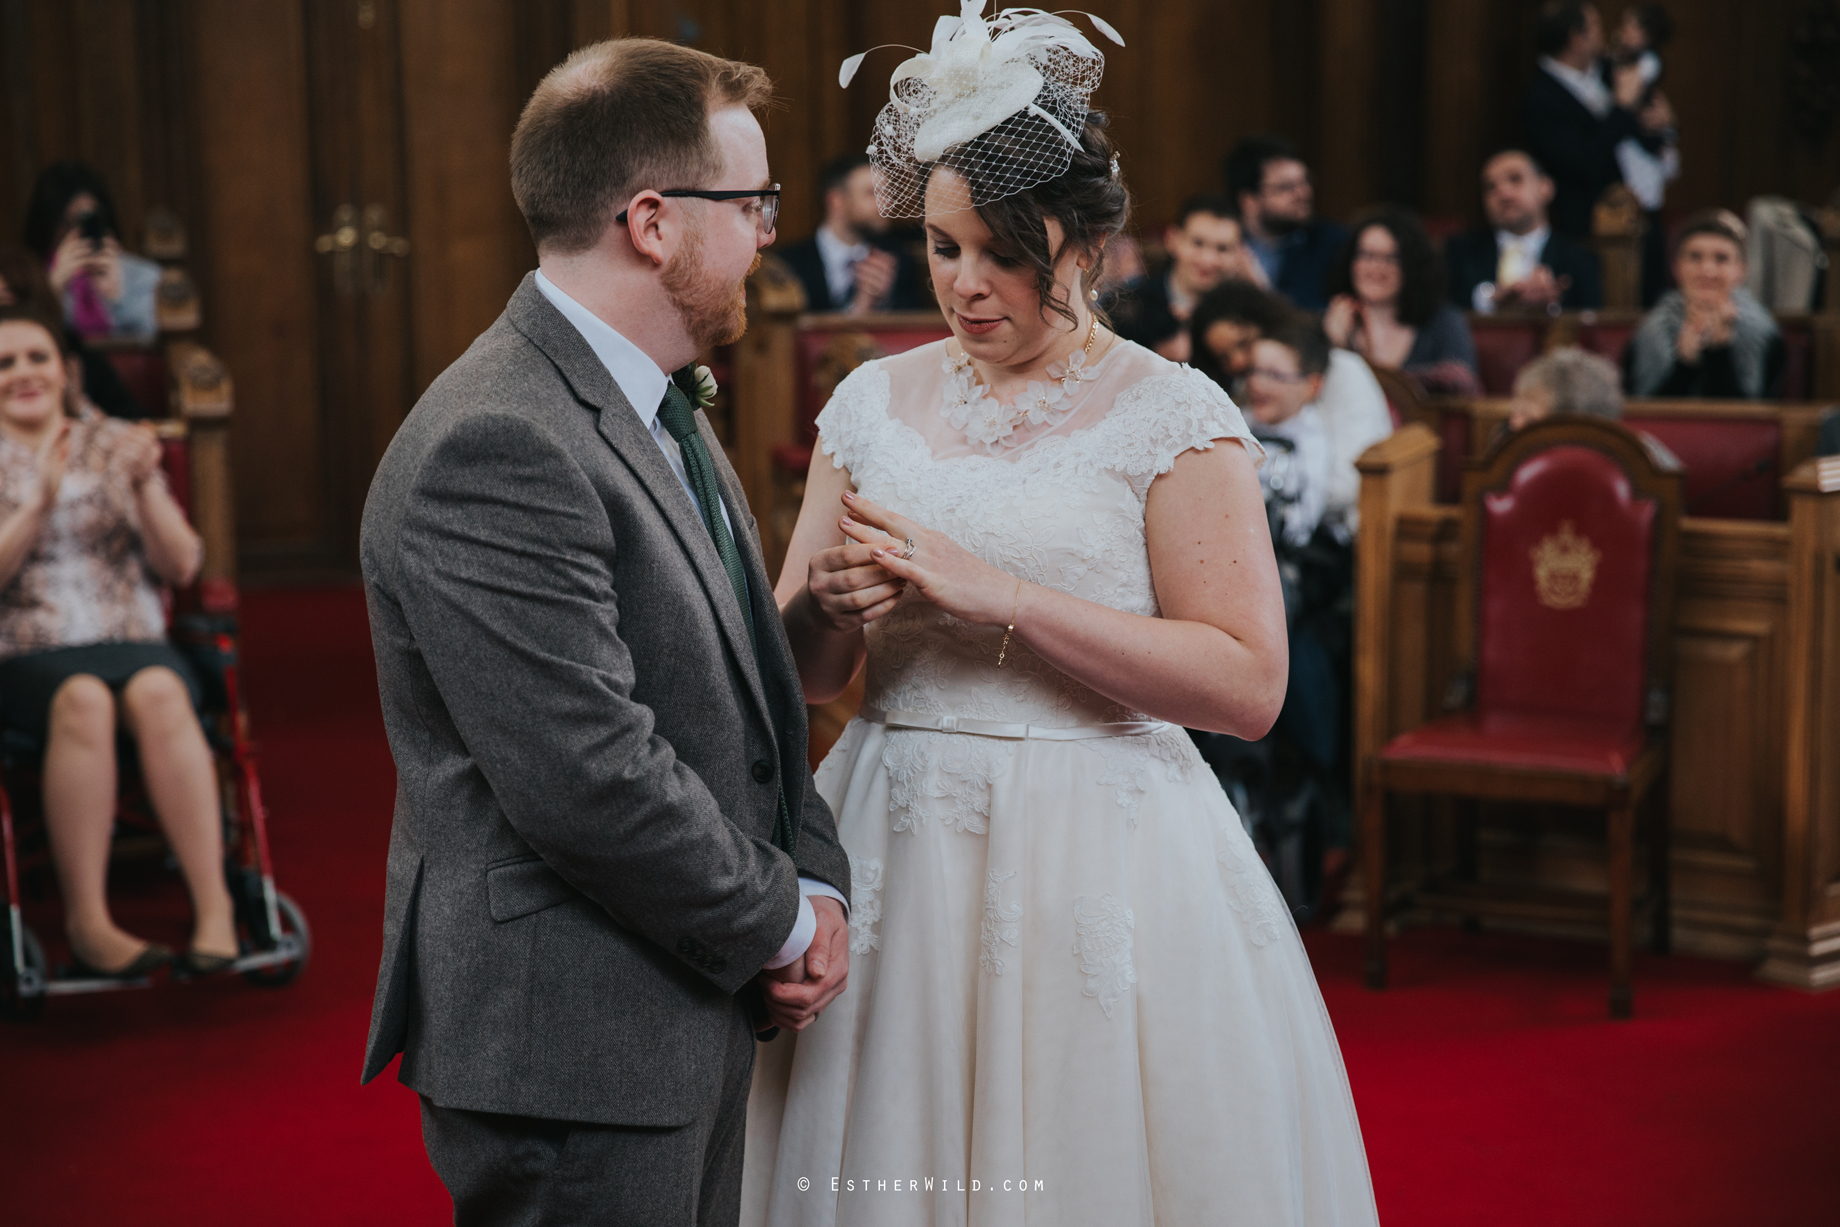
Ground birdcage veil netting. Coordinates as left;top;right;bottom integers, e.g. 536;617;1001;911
842;5;1123;218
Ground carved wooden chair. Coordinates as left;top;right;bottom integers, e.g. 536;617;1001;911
1361;415;1684;1018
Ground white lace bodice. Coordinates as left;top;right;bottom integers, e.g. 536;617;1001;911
816;339;1261;730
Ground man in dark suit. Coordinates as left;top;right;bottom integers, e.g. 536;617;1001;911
360;38;851;1226
1445;149;1603;313
1223;134;1348;312
1108;194;1265;360
1521;1;1648;239
776;153;927;314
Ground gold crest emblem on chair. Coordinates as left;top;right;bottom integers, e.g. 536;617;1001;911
1530;520;1600;610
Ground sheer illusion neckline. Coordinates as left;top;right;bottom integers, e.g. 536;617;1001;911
935;338;1126;460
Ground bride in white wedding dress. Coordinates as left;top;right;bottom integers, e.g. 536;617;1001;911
744;8;1378;1225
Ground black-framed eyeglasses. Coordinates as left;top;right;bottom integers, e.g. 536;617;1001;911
616;186;780;234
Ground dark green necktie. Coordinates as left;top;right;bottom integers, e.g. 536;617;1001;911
657;370;795;854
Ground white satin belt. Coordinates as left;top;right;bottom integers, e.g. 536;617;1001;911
859;703;1171;742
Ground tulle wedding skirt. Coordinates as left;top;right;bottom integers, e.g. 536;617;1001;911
741;717;1379;1227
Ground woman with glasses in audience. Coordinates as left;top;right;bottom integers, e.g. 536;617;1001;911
1324;207;1479;394
0;304;232;980
1626;210;1784;400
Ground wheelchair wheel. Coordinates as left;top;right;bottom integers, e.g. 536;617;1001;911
1;918;47;1023
242;891;310;988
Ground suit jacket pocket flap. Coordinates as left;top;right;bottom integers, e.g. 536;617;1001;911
486;857;581;922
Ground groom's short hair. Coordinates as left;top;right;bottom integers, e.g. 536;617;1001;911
512;38;772;255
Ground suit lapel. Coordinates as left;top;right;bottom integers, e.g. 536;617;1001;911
505;276;775;733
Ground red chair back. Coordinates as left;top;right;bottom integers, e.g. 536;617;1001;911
1629;414;1780;519
793;319;950;448
100;346;168;418
1469;317;1544;395
1461;418;1682;736
1572;319;1636;369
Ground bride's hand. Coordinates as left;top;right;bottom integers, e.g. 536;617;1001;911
806;527;906;632
840;491;1017;626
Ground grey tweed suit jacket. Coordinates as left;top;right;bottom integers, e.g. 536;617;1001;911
358;273;850;1126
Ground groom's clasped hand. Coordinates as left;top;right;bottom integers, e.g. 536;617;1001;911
758;896;850;1031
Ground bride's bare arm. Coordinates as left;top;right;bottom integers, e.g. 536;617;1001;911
774;445;906;704
845;438;1288;738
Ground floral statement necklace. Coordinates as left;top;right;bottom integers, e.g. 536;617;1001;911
941;317;1103;455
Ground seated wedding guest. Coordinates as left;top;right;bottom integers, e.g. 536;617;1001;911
1508;345;1624;428
1508;345;1681;466
777;152;927;314
1626;210;1784;400
1241;316;1353;889
1245;320;1333;549
1224;134;1347;311
1109;194;1263;360
0;304;230;979
0;246;147;419
1522;2;1648;240
1445;149;1603;312
1191;282;1391;524
22;161;162;343
1325;207;1479;394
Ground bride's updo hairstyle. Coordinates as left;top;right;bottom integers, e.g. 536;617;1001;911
933;112;1130;329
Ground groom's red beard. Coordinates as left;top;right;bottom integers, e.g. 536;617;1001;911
662;224;760;349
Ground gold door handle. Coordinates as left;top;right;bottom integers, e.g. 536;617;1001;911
313;203;360;297
363;203;409;294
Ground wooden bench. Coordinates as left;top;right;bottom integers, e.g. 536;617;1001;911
1410;396;1834;516
1465;310;1836;400
1350;425;1840;987
730;260;949;575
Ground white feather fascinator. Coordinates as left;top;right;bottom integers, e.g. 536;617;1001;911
839;2;1124;218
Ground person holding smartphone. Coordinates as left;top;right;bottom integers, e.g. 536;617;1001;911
22;162;162;343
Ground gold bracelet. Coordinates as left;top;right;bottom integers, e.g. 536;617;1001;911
997;578;1023;667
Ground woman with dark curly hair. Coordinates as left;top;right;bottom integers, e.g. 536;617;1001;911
1324;207;1478;393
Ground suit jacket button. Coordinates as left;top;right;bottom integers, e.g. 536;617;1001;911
709;956;727;973
691;941;706;959
677;937;693;954
751;760;774;783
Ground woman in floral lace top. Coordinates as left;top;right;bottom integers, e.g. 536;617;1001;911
0;306;235;979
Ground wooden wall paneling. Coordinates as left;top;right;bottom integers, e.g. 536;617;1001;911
399;0;529;393
1317;0;1379;221
0;0;29;241
1669;581;1788;955
1759;459;1840;988
188;0;328;565
1420;0;1487;221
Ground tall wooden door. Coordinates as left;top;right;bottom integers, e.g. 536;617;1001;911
185;0;537;578
305;0;415;575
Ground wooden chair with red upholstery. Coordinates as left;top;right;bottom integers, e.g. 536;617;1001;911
1361;415;1684;1018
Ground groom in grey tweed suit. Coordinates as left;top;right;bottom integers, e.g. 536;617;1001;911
359;39;850;1227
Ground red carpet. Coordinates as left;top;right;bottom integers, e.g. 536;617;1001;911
2;586;1836;1226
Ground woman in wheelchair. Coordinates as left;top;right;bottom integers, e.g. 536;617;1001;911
0;305;230;979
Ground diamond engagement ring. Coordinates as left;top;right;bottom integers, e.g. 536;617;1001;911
900;537;918;560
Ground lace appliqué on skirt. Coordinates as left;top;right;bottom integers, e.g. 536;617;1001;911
1072;894;1137;1018
980;868;1023;976
1217;832;1286;949
848;854;885;955
881;730;1010;834
1084;729;1200;826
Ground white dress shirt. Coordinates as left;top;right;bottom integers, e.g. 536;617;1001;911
533;270;846;970
1474;225;1552;312
1314;349;1394;523
814;224;871;309
1539;55;1612;119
